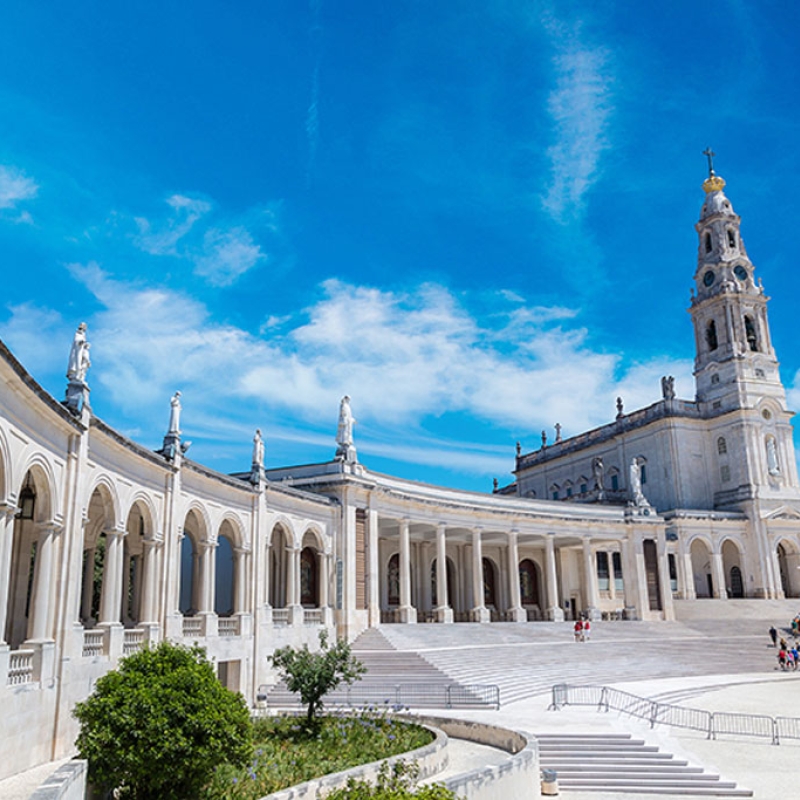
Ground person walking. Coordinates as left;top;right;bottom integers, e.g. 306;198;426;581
769;626;778;647
574;618;583;642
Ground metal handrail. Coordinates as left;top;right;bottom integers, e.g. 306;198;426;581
257;682;501;711
549;683;789;744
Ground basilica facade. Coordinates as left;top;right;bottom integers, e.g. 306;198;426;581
1;168;799;778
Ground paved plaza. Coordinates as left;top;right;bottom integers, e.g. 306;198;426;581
5;610;800;798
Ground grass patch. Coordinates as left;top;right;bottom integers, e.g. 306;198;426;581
205;709;434;798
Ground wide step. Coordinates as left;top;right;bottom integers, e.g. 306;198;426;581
537;733;752;796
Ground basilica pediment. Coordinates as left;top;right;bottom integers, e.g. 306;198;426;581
764;505;800;521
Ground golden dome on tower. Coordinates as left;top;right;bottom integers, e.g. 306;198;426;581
703;173;726;193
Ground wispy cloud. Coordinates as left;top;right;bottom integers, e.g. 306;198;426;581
134;194;211;255
132;194;271;285
195;226;267;286
540;18;614;223
0;166;39;221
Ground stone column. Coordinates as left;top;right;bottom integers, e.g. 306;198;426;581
506;531;526;622
544;535;564;621
318;551;329;608
367;509;380;626
234;547;248;614
80;546;95;624
435;523;453;623
0;508;16;643
581;537;600;620
681;549;696;599
139;540;158;623
711;549;727;599
657;534;675;620
99;528;125;626
398;519;417;623
607;549;617;602
621;536;640;619
471;528;490;622
29;524;58;641
263;541;271;607
121;549;132;624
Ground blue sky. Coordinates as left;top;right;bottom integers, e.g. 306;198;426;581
1;2;799;492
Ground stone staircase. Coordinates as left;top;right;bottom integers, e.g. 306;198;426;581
537;733;752;796
263;627;480;708
370;621;776;706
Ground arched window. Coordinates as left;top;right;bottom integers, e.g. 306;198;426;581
744;315;758;351
706;320;718;351
610;470;619;491
717;437;727;455
727;229;736;248
550;484;559;500
704;232;712;253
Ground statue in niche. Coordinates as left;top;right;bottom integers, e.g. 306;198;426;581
67;322;91;383
766;436;781;477
628;457;649;508
592;456;605;491
252;428;264;468
168;392;182;435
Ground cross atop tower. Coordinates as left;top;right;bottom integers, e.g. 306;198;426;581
703;147;716;176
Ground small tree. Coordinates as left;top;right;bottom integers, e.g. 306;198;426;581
73;641;252;799
270;630;366;726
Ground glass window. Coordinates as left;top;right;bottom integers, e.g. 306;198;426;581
717;437;727;455
596;551;610;591
611;473;619;491
668;553;678;592
612;552;623;591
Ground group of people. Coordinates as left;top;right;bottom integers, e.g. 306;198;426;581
769;625;800;670
574;618;591;642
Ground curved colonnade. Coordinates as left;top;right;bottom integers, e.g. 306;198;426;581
1;337;800;778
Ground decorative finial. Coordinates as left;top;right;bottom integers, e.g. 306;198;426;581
554;423;562;443
616;397;624;419
702;147;726;193
541;430;547;448
493;478;499;491
515;441;521;457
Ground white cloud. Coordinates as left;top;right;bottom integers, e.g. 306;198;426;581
8;267;692;473
540;22;614;222
194;226;266;286
133;194;211;255
0;166;38;210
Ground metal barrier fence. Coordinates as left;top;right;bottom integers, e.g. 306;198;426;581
257;682;501;711
550;683;797;745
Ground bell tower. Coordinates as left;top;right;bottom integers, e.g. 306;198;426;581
689;151;798;500
690;151;783;410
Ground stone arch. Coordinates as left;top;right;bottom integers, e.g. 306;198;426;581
124;492;159;540
690;537;714;598
300;523;327;553
16;457;57;525
776;539;800;598
84;474;122;530
120;499;154;626
268;514;298;549
519;557;541;609
721;538;745;598
4;464;60;648
218;512;247;549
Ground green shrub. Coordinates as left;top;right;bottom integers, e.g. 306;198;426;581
205;709;434;798
73;641;252;799
269;630;366;726
324;761;460;799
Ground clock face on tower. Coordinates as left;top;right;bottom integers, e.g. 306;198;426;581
734;265;748;281
703;270;715;287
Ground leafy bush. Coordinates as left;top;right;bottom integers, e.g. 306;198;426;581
73;641;252;799
270;630;366;726
205;709;434;798
324;761;459;799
